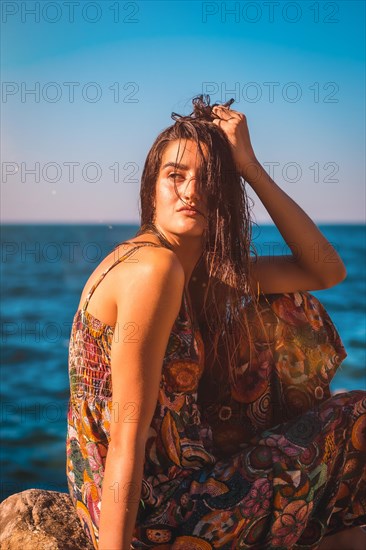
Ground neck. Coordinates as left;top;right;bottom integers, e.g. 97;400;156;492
146;224;205;290
175;240;204;290
134;225;207;326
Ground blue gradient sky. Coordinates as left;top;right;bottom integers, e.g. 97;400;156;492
1;0;365;223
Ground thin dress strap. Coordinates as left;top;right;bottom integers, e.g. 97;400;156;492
81;242;162;314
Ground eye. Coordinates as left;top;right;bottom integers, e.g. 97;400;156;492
168;172;184;180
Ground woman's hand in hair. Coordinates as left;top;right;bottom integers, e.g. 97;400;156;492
211;105;260;183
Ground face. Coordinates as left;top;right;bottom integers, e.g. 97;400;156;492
153;139;208;241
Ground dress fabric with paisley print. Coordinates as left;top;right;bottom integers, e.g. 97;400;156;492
66;243;366;549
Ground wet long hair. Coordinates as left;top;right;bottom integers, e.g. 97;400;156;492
132;94;272;399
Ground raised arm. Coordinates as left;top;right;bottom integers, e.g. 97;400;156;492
98;248;185;550
212;104;347;294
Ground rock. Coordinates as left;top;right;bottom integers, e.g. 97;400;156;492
0;489;95;550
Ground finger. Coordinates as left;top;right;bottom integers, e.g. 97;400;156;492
212;106;231;121
212;105;239;121
213;105;227;114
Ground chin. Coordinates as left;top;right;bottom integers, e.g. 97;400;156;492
174;225;205;239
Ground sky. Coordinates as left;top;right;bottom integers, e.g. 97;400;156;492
1;0;365;224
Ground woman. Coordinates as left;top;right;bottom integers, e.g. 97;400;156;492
66;94;366;549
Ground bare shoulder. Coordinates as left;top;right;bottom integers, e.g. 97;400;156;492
111;243;185;291
77;240;184;325
114;245;185;319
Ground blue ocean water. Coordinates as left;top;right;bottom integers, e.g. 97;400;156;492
1;224;365;502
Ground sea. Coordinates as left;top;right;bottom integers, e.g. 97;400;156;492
1;223;365;501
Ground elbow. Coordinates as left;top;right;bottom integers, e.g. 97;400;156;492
320;263;347;289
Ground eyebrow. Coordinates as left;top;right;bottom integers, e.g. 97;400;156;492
161;162;190;171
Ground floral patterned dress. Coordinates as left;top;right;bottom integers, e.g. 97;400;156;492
66;241;366;549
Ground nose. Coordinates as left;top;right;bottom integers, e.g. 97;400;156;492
183;175;201;202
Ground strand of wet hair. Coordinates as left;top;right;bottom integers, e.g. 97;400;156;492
171;94;235;123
